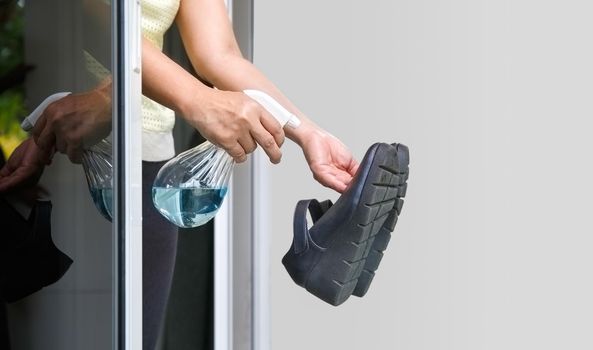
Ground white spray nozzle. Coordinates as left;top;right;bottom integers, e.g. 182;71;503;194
21;92;71;131
243;89;301;129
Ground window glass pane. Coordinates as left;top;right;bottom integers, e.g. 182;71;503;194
2;0;114;348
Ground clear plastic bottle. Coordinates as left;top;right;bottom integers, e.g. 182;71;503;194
151;141;232;228
22;92;114;221
81;139;113;221
152;90;300;228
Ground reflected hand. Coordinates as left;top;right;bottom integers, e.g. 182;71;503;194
0;138;53;193
32;82;112;163
187;90;285;164
301;129;359;193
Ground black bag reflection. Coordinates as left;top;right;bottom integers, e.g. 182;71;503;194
0;198;73;303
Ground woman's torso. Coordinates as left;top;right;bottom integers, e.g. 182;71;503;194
141;0;181;161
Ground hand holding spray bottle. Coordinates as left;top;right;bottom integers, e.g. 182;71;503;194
22;92;114;221
152;89;300;228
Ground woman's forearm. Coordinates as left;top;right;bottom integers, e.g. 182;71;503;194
175;0;323;146
142;37;213;119
198;54;323;147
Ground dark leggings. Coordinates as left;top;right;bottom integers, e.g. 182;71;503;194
142;161;178;350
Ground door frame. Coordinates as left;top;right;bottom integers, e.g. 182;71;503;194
215;1;270;350
112;0;143;348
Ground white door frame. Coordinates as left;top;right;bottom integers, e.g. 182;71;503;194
112;0;143;349
215;1;270;350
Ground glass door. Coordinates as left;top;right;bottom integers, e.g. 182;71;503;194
1;0;115;348
1;0;141;349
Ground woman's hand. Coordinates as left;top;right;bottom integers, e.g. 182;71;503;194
0;138;53;192
185;89;285;164
300;128;359;193
32;83;112;163
142;37;286;164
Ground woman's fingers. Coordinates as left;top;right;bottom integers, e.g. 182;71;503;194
349;162;359;176
238;134;257;155
250;122;282;164
0;167;37;192
55;135;67;155
259;111;285;147
0;174;21;192
250;105;284;164
317;171;348;193
329;170;352;193
32;113;56;151
226;142;247;163
67;145;84;164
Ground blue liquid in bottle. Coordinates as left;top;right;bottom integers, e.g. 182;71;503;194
90;187;113;221
152;187;228;228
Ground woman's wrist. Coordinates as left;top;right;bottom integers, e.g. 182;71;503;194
285;117;325;147
177;81;213;121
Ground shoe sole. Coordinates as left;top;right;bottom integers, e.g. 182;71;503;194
352;143;409;297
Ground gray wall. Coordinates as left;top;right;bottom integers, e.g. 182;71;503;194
255;0;593;349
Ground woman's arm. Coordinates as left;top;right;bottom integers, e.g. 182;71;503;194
176;0;359;191
142;37;284;163
175;0;318;147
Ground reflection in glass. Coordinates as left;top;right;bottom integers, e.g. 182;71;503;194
0;0;115;349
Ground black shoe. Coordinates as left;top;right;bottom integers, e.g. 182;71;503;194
282;142;405;306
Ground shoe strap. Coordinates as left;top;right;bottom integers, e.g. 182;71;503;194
292;199;333;254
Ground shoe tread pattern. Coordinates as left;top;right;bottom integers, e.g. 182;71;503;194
352;143;410;297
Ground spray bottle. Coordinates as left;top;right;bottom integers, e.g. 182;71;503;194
21;92;114;221
152;90;300;228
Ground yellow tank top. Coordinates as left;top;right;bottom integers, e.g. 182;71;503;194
83;0;180;160
141;0;180;133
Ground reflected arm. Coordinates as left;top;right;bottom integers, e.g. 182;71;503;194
82;0;111;69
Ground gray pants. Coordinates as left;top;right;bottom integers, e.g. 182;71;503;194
142;161;178;350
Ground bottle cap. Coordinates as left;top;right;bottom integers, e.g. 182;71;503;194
243;89;301;128
21;92;71;131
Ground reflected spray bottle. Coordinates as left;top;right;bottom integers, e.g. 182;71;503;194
21;92;114;221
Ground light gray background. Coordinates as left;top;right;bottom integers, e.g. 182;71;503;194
254;0;593;349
